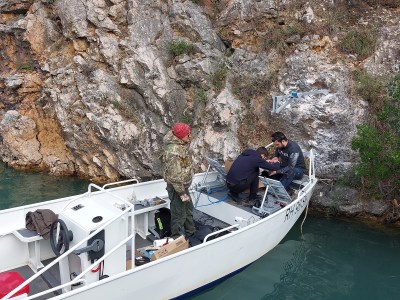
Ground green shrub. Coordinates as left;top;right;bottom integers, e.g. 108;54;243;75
351;73;400;197
338;27;378;60
195;87;207;104
180;112;192;124
351;125;393;181
379;77;400;131
16;62;34;71
386;73;400;101
286;24;299;35
111;100;121;109
167;40;194;57
210;66;228;90
353;71;384;102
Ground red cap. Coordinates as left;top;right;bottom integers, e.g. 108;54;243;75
173;123;190;140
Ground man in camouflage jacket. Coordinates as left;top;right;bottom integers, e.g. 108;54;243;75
163;123;195;239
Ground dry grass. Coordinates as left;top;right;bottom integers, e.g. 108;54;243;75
338;27;378;60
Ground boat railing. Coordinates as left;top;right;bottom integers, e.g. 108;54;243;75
86;182;132;204
60;178;139;212
5;183;138;300
203;224;240;242
307;149;316;180
102;178;140;189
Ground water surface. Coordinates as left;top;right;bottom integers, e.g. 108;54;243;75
0;162;89;209
191;216;400;300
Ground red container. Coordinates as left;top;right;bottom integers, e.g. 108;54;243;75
0;272;30;298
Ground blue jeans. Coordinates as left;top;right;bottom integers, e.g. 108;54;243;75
280;168;304;189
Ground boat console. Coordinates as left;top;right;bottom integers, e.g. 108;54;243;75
55;197;128;291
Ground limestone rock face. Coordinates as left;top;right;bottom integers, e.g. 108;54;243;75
191;87;244;167
1;110;42;166
0;0;399;185
364;24;400;76
275;49;366;177
0;0;34;13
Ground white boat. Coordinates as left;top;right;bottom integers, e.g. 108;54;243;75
0;150;317;300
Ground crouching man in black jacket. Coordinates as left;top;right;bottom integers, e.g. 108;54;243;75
226;147;279;204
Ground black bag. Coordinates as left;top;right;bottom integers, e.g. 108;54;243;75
189;225;213;247
189;224;231;247
135;256;150;266
154;208;171;238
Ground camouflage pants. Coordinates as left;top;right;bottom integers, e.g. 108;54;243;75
167;186;195;239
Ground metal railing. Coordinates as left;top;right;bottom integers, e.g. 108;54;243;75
5;182;138;300
102;178;140;189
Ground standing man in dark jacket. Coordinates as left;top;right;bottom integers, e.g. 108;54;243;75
163;122;195;239
226;147;280;203
267;132;306;190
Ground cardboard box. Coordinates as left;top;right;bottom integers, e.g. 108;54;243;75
126;259;132;270
150;235;189;261
224;160;264;189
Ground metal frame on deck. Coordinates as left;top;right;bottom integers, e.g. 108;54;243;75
195;157;227;194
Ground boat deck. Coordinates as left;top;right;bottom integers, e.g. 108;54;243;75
7;207;232;299
196;176;306;218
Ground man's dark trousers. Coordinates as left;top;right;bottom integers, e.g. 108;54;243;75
227;172;259;198
167;186;195;239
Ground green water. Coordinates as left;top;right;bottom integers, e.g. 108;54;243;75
191;217;400;300
1;162;400;299
0;162;89;209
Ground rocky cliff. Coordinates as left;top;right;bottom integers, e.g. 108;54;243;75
0;1;399;212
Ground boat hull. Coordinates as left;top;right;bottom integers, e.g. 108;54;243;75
53;182;315;299
0;170;316;299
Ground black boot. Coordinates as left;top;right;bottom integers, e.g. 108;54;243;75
228;192;241;204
